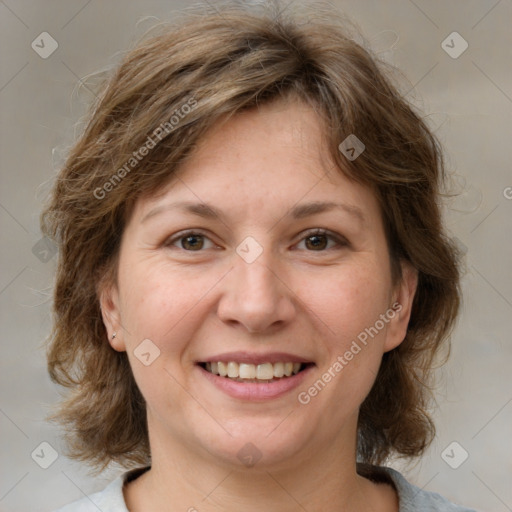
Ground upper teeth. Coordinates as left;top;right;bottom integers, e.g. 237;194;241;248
205;361;302;379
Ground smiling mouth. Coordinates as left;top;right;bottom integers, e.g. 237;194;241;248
199;361;313;383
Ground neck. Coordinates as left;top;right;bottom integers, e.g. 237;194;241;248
124;415;396;512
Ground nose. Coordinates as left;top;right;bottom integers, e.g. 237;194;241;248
216;250;296;334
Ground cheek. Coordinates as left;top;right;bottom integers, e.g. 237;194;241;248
310;262;393;405
119;265;172;334
302;260;392;344
118;260;222;347
116;263;202;410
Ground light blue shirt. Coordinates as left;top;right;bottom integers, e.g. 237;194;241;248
54;465;478;511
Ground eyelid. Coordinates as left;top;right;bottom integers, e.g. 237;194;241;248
164;229;219;250
163;228;349;252
294;228;349;250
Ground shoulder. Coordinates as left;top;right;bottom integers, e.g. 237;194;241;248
375;465;479;512
52;468;148;512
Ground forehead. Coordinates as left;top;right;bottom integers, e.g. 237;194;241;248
131;98;381;227
182;97;331;178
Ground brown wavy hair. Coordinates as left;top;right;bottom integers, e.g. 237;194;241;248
41;1;461;471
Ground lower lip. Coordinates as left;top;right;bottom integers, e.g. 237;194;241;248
198;365;314;401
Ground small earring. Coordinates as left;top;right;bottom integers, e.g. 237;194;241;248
111;332;117;340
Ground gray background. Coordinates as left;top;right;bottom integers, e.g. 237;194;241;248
1;1;511;511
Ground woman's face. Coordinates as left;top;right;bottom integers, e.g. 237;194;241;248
102;98;416;470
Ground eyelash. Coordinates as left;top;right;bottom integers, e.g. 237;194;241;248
164;228;348;252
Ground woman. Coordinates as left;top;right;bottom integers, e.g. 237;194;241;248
43;2;476;511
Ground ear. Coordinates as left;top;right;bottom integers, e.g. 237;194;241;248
98;280;126;352
383;260;418;352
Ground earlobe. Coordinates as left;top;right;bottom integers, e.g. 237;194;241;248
98;283;126;352
384;261;418;352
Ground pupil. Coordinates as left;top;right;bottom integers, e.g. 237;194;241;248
307;235;327;250
183;235;203;250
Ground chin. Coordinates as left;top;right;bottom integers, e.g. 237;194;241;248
191;417;313;471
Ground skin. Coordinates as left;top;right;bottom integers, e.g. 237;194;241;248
100;96;417;512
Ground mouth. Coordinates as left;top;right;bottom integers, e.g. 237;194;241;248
196;351;315;400
198;361;314;383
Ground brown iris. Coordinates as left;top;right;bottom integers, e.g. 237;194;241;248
305;234;328;250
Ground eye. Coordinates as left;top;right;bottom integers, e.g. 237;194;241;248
295;229;347;251
164;228;346;252
165;230;217;251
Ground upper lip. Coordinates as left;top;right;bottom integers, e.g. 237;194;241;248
198;351;314;365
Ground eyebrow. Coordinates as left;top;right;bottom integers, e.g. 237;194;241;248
141;200;366;225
